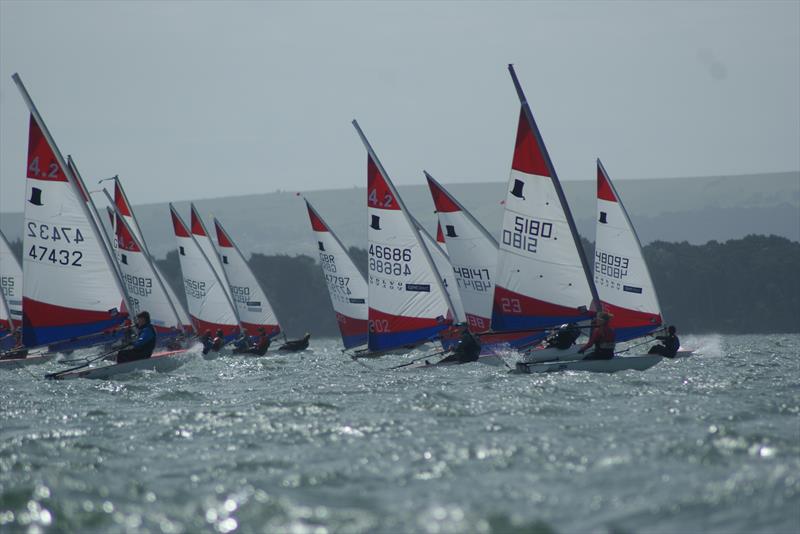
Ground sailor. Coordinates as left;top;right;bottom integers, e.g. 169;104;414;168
248;328;271;356
438;325;481;364
211;329;225;352
648;325;680;358
233;329;250;353
577;311;616;360
116;311;157;363
0;330;27;360
545;323;581;350
201;330;213;355
280;333;311;351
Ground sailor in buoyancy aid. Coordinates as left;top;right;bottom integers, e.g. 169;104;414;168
648;325;680;358
211;329;225;352
438;325;481;364
545;323;582;350
201;330;213;355
577;311;615;360
248;327;271;356
116;311;157;363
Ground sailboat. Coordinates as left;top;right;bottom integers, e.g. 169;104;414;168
170;205;241;344
304;198;369;350
213;217;282;340
108;204;187;340
108;177;193;333
414;219;466;325
352;120;456;355
493;65;662;374
10;74;129;358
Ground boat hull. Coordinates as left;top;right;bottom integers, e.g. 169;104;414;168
52;349;192;380
407;354;507;369
513;354;663;374
0;353;54;369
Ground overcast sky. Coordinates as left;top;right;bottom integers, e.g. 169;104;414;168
1;1;798;213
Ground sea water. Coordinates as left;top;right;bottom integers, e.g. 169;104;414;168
0;334;798;533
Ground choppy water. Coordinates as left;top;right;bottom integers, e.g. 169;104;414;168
1;334;798;534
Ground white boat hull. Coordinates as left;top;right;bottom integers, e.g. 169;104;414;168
513;354;663;374
52;349;192;380
407;354;506;369
521;345;583;363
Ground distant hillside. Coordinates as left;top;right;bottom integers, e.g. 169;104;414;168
1;171;798;259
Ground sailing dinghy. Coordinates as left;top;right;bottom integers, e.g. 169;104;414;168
304;198;369;350
9;73;131;362
214;217;283;342
170;205;241;354
352;120;456;357
47;348;194;380
108;177;193;334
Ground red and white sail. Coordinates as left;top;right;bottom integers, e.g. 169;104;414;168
492;66;598;333
14;75;128;347
190;204;238;311
0;282;11;334
214;217;281;338
415;220;466;324
110;206;185;333
426;173;497;333
594;159;662;340
0;230;23;329
170;204;240;337
305;199;368;349
353;121;453;352
111;178;192;330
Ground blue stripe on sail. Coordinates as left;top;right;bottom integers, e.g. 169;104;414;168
368;325;446;352
491;311;592;332
342;332;368;350
24;316;126;348
614;324;661;343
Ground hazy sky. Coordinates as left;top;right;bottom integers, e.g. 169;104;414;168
1;1;798;212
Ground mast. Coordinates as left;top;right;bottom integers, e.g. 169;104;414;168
351;119;454;321
507;64;600;308
12;73;132;317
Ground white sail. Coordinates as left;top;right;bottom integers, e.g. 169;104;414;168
110;178;192;330
13;75;128;347
304;199;368;349
426;173;497;333
214;217;282;338
110;206;184;332
415;220;466;324
170;204;240;337
353;120;454;352
0;230;23;329
594;159;662;341
492;65;598;333
189;204;238;318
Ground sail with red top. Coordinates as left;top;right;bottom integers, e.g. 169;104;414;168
353;120;454;352
491;65;599;334
305;199;368;349
214;217;282;339
594;159;662;340
170;204;240;338
13;74;128;347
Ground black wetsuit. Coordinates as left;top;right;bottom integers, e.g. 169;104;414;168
117;323;156;363
545;327;581;350
648;333;680;358
439;331;481;364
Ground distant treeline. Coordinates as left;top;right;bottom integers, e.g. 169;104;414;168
9;235;799;336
